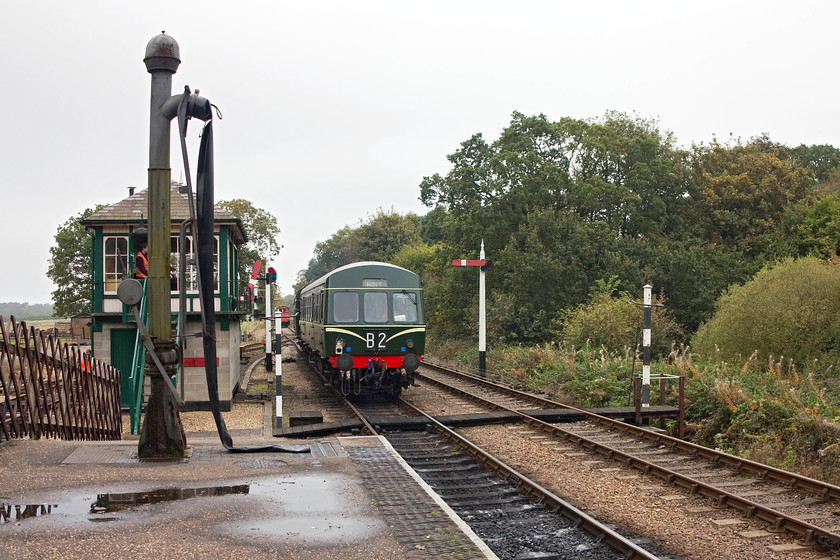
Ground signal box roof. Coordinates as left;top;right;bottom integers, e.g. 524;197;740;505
81;183;246;245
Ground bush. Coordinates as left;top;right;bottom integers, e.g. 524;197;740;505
691;257;840;364
559;278;684;357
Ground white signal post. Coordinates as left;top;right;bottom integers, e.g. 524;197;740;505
479;241;487;375
452;241;492;376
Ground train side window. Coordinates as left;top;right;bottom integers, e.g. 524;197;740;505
364;292;388;323
334;292;359;323
392;292;417;323
319;292;325;321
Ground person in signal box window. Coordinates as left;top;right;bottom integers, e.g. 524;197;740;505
135;242;149;279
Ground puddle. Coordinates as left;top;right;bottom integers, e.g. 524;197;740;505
1;503;59;524
3;475;387;545
92;484;249;512
1;484;250;526
232;474;386;544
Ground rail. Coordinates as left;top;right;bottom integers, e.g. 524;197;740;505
418;363;840;550
397;397;661;559
128;278;148;434
0;316;121;442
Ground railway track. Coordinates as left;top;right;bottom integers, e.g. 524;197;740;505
287;339;668;559
411;361;840;552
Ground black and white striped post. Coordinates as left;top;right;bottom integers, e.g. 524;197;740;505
641;284;652;408
265;270;273;372
274;303;283;429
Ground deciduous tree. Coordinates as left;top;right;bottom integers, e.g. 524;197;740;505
47;206;103;317
218;199;281;290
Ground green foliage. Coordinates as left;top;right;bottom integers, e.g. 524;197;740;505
490;210;620;343
47;206;103;317
420;111;701;342
691;139;813;255
304;209;423;283
218;199;281;290
647;239;760;331
775;194;840;259
559;278;683;356
791;143;840;183
391;241;444;277
691;257;840;365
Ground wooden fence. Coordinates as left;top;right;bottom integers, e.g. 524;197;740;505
0;316;121;442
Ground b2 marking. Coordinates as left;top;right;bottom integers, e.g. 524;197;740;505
365;332;386;349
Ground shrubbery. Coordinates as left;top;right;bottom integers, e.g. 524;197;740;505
691;257;840;365
427;336;840;484
559;277;684;358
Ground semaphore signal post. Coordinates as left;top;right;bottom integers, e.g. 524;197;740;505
452;241;492;376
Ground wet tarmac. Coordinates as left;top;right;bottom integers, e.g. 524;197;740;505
0;435;495;560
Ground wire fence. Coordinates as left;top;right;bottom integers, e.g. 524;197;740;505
0;316;121;443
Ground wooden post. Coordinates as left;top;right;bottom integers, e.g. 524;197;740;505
678;376;685;439
634;376;642;426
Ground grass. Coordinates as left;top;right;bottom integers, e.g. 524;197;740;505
428;338;840;485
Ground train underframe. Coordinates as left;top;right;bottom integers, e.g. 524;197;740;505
306;348;414;401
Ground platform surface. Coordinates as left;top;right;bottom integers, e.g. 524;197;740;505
0;434;496;560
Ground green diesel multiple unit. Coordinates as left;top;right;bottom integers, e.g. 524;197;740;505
296;262;425;399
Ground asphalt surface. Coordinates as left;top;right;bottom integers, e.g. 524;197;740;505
0;356;495;560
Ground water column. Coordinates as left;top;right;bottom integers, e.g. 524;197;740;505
139;32;186;458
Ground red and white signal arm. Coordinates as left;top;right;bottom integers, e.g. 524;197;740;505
452;259;492;269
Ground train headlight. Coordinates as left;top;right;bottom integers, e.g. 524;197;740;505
335;338;345;354
406;339;415;350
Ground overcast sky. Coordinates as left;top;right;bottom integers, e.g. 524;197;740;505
2;1;838;304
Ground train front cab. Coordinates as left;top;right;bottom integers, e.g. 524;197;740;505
299;262;425;399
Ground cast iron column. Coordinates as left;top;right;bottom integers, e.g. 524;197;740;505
139;32;186;458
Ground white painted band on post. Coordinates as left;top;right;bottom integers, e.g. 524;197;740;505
643;330;651;347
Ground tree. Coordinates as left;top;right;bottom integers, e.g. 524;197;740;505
47;206;103;317
691;139;813;255
419;111;693;342
217;199;281;290
303;209;423;283
790;143;840;184
775;194;840;259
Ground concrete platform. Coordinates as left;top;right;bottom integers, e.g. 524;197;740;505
0;434;497;560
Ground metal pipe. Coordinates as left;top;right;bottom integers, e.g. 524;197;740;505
144;33;180;341
140;32;186;458
178;217;193;402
